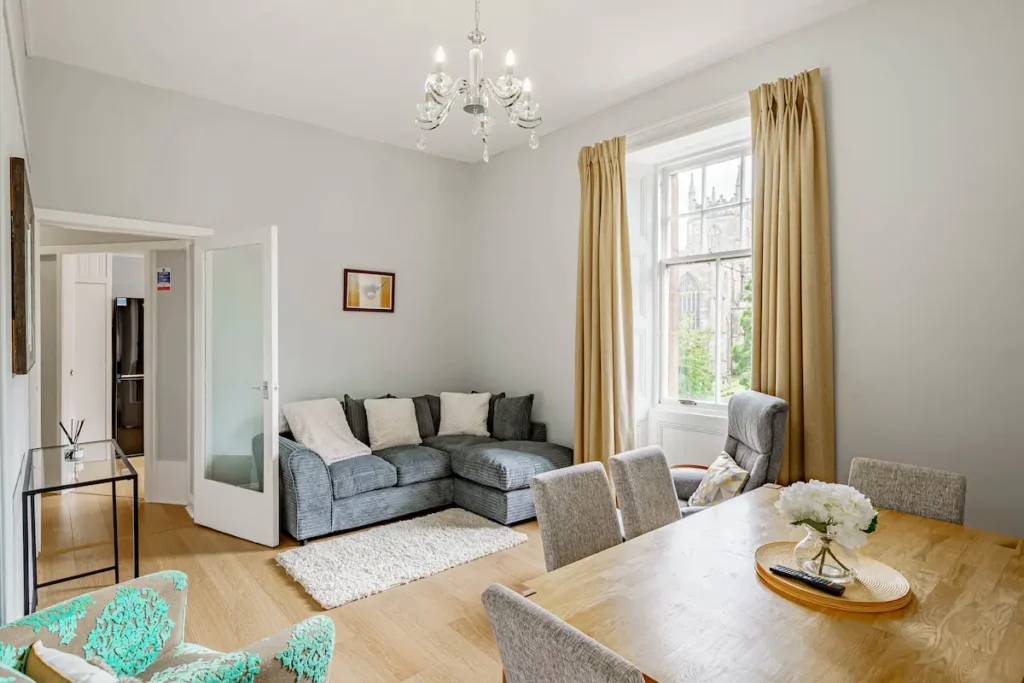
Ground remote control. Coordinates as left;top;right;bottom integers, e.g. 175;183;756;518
769;565;846;596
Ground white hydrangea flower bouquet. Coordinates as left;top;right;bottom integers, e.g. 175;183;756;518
775;480;879;582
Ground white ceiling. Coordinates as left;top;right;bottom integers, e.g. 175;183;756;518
26;0;865;163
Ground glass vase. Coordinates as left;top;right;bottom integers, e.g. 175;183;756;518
793;526;860;584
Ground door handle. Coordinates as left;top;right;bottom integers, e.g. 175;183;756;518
252;382;269;399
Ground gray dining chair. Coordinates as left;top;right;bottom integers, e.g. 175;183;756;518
672;390;789;516
530;462;622;571
482;584;645;683
609;446;681;540
848;457;967;525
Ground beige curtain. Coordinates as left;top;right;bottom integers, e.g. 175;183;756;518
749;68;835;484
574;137;634;466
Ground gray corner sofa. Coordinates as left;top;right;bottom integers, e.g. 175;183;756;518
258;396;574;543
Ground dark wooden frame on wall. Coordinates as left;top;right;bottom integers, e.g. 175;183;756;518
10;157;35;375
343;268;396;313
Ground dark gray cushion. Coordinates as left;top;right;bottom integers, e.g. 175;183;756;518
343;394;394;445
493;394;534;441
411;396;437;439
451;441;574;491
375;444;451;486
328;454;397;499
473;391;505;435
422;434;497;453
424;395;441;434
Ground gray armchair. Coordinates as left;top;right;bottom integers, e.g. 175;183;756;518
672;390;789;516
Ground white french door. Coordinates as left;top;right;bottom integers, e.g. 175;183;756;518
192;226;279;547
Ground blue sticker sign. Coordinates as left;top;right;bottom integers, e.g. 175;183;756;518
157;267;171;292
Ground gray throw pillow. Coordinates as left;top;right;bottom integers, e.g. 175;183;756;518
343;394;394;445
424;395;441;433
472;391;505;435
493;394;534;441
412;396;437;438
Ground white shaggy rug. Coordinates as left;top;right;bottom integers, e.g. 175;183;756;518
276;508;528;609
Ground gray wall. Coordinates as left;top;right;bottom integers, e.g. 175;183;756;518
26;58;476;407
468;0;1024;535
0;0;32;621
112;254;145;299
38;256;60;460
155;250;188;462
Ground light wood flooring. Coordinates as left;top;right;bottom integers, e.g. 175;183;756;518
36;481;543;683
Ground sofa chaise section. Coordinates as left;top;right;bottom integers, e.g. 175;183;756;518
452;440;574;524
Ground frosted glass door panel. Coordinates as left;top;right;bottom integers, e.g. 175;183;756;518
204;243;264;491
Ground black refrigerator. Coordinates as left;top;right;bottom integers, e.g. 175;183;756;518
113;297;145;456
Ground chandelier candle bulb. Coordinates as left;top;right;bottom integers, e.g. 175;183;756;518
434;46;446;69
523;77;533;101
505;49;515;74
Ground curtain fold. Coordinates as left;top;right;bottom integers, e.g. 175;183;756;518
574;136;635;466
749;68;835;484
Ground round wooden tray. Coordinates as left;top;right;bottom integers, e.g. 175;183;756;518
755;541;912;613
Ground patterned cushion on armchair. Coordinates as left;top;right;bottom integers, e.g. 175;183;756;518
0;571;188;677
0;573;334;683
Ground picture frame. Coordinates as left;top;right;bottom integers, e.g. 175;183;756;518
343;268;395;313
10;157;35;374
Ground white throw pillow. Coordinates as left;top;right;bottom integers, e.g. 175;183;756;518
25;641;117;683
438;392;490;437
364;398;422;451
282;398;371;464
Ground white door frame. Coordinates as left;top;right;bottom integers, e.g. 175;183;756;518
35;209;214;507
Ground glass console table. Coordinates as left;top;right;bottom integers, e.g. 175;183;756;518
21;439;139;613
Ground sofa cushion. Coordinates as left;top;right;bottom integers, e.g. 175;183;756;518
412;396;437;438
425;395;442;433
451;441;574;492
343;394;394;446
328;454;397;499
439;392;491;437
422;434;497;453
492;394;534;441
473;391;505;434
365;397;422;450
375;444;451;486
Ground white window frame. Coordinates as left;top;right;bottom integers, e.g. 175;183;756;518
655;140;752;412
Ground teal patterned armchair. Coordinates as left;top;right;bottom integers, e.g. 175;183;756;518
0;572;334;683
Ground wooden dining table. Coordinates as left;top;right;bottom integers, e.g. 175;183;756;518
523;485;1024;683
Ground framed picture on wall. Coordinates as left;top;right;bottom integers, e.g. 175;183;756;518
343;268;395;313
10;157;35;374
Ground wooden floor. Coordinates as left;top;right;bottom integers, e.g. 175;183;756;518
36;480;543;683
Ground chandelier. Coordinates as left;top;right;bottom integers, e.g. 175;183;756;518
414;0;542;162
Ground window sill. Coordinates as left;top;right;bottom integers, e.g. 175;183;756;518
655;402;727;419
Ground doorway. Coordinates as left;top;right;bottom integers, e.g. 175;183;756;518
33;211;206;508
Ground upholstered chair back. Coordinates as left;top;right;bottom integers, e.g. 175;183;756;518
482;584;645;683
723;391;789;492
530;462;622;571
848;457;967;525
609;446;681;540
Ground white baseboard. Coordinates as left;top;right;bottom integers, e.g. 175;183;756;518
148;460;190;505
